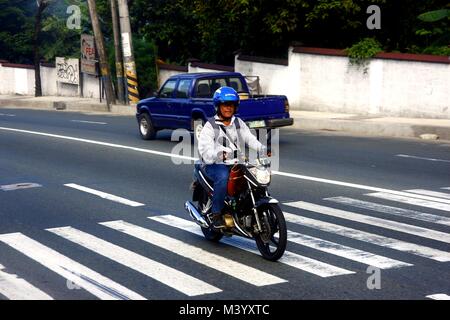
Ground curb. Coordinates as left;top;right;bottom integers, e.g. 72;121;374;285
0;98;136;116
292;118;450;141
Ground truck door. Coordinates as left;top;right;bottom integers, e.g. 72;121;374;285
172;78;192;129
155;79;178;128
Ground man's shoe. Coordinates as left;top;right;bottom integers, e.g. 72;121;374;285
208;213;225;229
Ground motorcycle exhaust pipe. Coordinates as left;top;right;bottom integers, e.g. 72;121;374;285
185;201;209;228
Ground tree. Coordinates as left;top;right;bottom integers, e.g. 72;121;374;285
34;0;51;97
0;0;34;63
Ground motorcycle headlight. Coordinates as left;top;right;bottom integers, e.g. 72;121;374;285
249;166;271;185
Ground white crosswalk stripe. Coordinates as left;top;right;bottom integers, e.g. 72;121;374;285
282;212;450;262
0;263;53;300
284;201;450;244
100;220;287;286
365;192;450;211
324;197;450;227
0;233;145;300
426;294;450;300
1;187;449;299
286;230;412;269
405;189;450;200
149;215;355;278
46;226;221;297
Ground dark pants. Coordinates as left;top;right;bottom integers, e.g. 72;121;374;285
204;164;230;214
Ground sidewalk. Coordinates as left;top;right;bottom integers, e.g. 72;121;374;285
1;95;449;141
0;95;136;115
290;111;450;141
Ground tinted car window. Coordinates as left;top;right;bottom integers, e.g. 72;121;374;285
195;79;211;98
176;79;191;98
195;77;246;98
160;80;177;98
227;77;245;92
210;78;227;94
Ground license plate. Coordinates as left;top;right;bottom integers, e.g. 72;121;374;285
248;120;265;128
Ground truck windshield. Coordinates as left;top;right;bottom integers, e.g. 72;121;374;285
194;77;246;98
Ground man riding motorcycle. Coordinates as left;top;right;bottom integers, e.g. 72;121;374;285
197;86;267;229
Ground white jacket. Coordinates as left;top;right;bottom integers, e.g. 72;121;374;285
198;115;265;164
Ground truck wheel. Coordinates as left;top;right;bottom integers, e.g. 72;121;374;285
138;113;157;140
193;119;204;141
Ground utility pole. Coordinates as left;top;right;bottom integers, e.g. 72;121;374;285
117;0;140;103
110;0;125;104
87;0;116;108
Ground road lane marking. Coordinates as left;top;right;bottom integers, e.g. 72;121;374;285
396;154;450;163
1;126;448;200
366;192;450;212
0;232;145;300
284;201;450;244
1;183;42;191
286;230;412;269
325;197;450;227
404;189;450;200
0;113;16;117
71;120;107;125
0;126;195;162
47;226;221;296
149;215;355;278
282;212;450;262
64;184;144;207
442;187;450;190
101;220;286;286
0;263;53;300
426;294;450;300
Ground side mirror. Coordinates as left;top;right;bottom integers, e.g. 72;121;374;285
153;91;159;97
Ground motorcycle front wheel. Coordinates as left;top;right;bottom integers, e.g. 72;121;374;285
255;203;287;261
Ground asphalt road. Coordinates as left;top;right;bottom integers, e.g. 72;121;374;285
0;107;449;300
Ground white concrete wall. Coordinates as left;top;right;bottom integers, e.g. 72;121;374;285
158;69;183;88
235;58;289;96
41;65;57;96
188;65;223;73
0;65;16;94
295;53;371;114
0;63;101;98
379;60;450;118
235;48;450;118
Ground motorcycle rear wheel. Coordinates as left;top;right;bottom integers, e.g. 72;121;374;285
255;203;287;261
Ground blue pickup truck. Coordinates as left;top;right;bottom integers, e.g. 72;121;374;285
136;72;293;140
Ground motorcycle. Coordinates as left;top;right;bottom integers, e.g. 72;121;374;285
185;157;287;261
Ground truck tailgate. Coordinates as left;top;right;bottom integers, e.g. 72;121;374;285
237;96;286;118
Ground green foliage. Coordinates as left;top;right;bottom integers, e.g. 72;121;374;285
422;46;450;56
415;5;450;54
346;38;382;73
418;9;450;22
133;37;158;98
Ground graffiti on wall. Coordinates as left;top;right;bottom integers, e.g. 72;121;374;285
56;57;79;85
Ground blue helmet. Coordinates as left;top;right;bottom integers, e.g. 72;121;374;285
212;86;239;114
